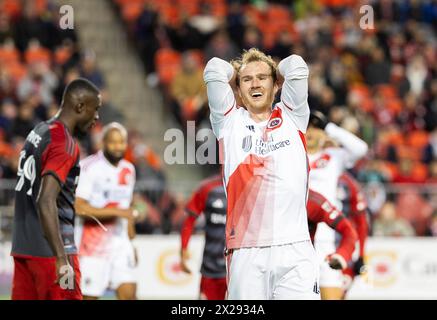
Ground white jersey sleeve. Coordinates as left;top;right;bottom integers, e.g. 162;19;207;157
76;159;96;201
204;57;237;138
277;54;310;133
325;123;369;169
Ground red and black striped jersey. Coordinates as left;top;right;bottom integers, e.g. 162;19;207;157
12;118;80;257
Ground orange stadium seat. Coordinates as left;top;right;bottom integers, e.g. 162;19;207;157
4;61;27;83
24;45;51;66
1;0;21;18
121;0;145;23
155;48;181;85
0;45;20;64
54;46;73;66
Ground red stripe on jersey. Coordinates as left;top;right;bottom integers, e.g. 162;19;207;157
224;100;236;116
281;100;293;111
41;121;78;184
226;154;270;249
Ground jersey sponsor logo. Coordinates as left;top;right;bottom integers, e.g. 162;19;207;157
267;117;282;129
329;209;340;220
242;135;252;152
26;130;42;148
212;198;225;209
310;153;331;169
321;201;334;214
210;213;226;225
254;135;290;156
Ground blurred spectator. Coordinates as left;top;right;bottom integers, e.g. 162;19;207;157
0;12;14;43
0;99;16;136
226;1;246;48
268;31;293;60
405;54;428;96
204;30;239;62
169;51;207;126
13;0;49;51
188;2;222;37
17;61;57;110
373;201;416;237
10;100;36;138
242;26;263;51
365;47;391;86
395;187;434;235
79;49;106;89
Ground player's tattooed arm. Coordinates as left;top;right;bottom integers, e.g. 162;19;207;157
75;197;134;221
37;175;69;282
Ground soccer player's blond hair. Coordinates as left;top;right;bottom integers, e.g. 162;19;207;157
231;48;278;86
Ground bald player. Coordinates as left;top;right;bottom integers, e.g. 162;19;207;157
74;122;144;300
11;78;101;300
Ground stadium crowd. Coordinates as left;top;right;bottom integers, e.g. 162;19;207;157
0;0;182;235
1;0;437;236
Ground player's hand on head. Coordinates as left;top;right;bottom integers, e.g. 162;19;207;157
326;253;347;270
180;249;191;274
309;110;329;130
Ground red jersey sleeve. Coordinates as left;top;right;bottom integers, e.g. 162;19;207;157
181;184;208;250
41;123;78;184
307;190;358;262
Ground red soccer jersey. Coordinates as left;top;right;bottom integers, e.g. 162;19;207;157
337;172;369;257
307;189;358;263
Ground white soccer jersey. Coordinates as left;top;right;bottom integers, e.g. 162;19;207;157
308;123;368;242
204;54;311;250
74;151;135;257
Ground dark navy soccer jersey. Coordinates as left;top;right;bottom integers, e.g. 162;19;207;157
183;175;227;278
11;118;80;257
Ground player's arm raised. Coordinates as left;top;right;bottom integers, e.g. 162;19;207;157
37;175;70;283
277;54;310;132
203;57;237;137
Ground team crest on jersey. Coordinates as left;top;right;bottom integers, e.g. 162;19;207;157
118;167;133;185
242;135;252;152
310;153;331;169
267;117;282;129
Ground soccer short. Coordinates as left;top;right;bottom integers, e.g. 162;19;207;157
199;276;227;300
314;240;344;288
79;241;136;297
226;241;320;300
12;255;82;300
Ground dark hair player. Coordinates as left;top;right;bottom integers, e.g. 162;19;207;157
11;78;101;300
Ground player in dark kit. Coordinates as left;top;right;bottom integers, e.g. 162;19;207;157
11;78;101;300
307;189;358;272
180;174;227;300
337;172;370;292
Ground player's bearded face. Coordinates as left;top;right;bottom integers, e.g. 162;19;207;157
103;129;127;165
238;61;278;113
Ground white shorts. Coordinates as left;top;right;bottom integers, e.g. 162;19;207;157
79;240;136;297
314;240;344;288
226;241;320;300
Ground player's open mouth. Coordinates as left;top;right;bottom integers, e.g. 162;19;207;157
250;92;263;100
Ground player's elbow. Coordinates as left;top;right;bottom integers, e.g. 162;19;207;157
356;140;369;159
204;58;233;82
